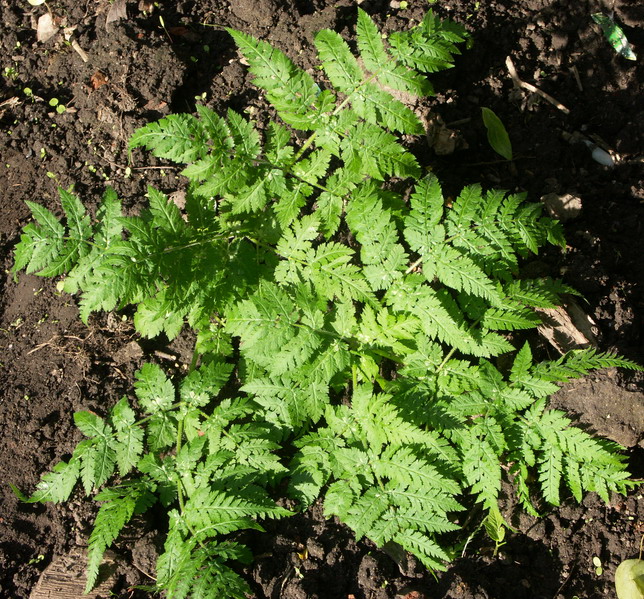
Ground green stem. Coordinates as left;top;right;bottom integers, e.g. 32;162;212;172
176;343;201;522
435;317;482;374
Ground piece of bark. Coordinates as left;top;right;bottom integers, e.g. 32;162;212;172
29;549;118;599
537;299;598;354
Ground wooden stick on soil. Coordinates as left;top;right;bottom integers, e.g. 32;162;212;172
505;56;570;115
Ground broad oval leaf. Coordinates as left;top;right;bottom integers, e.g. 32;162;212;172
481;107;513;161
615;559;644;599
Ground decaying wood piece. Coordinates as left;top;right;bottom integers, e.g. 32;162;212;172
424;113;469;155
29;549;118;599
537;299;599;354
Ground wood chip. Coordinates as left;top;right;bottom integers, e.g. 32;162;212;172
425;113;468;155
540;192;582;221
537;300;598;354
29;549;118;599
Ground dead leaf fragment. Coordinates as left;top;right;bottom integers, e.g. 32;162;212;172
0;97;19;118
36;13;59;42
396;592;425;599
139;0;155;13
143;98;168;111
113;341;144;365
169;191;187;212
168;26;199;41
425;113;468;155
106;0;128;25
90;70;109;90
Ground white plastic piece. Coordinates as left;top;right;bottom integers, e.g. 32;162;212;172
591;146;615;167
582;139;615;167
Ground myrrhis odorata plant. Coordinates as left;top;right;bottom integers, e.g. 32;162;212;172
12;9;640;598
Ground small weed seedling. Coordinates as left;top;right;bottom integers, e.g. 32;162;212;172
12;8;641;598
48;97;66;114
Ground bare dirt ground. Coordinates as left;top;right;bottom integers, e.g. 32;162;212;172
1;1;642;598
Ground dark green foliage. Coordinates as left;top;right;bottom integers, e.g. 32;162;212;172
12;7;640;598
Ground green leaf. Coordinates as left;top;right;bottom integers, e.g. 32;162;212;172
315;29;363;95
60;188;91;241
404;175;444;254
94;188;123;248
129;114;206;163
615;559;644;599
538;445;563;505
395;529;450;571
134;364;176;413
16;458;80;504
134;293;186;340
483;505;507;543
86;484;154;592
74;411;111;439
229;29;327;130
148;187;184;232
111;398;144;476
481;107;513;161
388;10;467;74
356;9;432;97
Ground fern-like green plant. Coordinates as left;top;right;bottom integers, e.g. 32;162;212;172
12;8;641;598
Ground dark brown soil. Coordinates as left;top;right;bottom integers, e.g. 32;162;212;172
1;1;642;598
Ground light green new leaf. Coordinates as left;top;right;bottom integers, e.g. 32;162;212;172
483;505;507;543
615;559;644;599
129;114;206;163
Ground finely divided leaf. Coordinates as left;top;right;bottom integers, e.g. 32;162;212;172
229;29;327;130
129;114;206;163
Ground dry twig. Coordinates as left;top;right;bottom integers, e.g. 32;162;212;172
505;56;570;115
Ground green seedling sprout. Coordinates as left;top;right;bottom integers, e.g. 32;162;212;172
3;66;19;80
593;555;604;576
483;505;509;556
48;98;67;114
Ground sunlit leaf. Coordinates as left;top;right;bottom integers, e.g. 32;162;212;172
615;559;644;599
481;107;513;161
